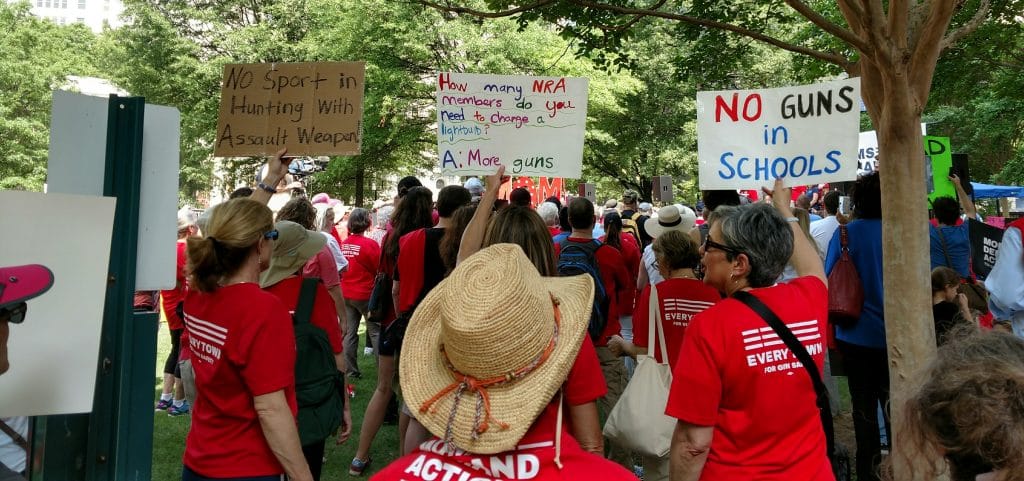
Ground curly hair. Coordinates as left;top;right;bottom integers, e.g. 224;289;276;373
892;328;1024;481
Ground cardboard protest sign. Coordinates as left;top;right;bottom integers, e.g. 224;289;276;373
969;218;1004;281
697;78;860;190
925;136;956;203
215;62;365;157
436;73;588;178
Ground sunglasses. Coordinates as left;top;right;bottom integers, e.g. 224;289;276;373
0;302;27;324
263;229;279;241
702;236;744;258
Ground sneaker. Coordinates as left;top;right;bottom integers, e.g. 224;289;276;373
167;401;191;417
349;457;371;476
347;384;356;399
363;347;374;356
155;398;172;411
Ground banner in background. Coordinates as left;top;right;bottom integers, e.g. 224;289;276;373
969;218;1004;281
697;78;860;190
436;73;588;178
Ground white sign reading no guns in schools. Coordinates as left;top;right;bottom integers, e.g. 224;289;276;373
697;78;861;190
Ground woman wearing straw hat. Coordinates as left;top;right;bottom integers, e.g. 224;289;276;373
181;198;313;481
372;244;636;481
665;180;830;481
260;221;351;481
637;204;697;289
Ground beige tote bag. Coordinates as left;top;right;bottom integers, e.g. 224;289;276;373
602;284;676;458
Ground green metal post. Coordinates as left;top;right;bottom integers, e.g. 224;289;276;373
31;95;156;481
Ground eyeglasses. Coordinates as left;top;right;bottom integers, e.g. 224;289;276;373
702;236;743;258
263;229;279;241
0;302;27;324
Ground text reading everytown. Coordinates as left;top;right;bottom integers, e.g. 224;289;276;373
697;78;860;190
436;73;587;178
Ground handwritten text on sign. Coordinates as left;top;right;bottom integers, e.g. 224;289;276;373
436;73;588;178
697;78;860;190
215;62;365;157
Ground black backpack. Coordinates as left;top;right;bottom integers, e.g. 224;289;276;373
557;239;610;341
293;278;344;446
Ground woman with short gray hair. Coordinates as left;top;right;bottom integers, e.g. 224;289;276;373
666;179;832;480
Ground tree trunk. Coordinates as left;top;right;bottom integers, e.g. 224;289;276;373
355;163;365;207
863;68;938;481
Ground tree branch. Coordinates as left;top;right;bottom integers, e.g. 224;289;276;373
939;0;990;51
565;0;851;67
783;0;871;53
599;0;666;32
888;0;909;49
415;0;556;18
909;0;959;107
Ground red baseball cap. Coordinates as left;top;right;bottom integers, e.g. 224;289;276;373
0;264;54;311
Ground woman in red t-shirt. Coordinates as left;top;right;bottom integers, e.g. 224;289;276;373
182;198;313;481
350;187;434;476
340;208;381;379
665;180;831;481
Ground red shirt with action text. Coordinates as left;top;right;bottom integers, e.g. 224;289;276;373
182;283;297;478
633;278;720;366
666;276;832;480
341;233;381;301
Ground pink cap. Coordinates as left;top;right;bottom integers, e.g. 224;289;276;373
311;193;331;205
0;264;54;310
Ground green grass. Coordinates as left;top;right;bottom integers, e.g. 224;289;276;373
152;320;399;480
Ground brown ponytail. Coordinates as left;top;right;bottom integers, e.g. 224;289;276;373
187;199;273;293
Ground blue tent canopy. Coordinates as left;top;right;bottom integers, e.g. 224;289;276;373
970;182;1024;199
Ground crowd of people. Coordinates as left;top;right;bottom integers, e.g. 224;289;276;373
126;147;1024;481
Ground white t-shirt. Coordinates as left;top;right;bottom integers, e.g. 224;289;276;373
809;216;840;260
0;417;28;473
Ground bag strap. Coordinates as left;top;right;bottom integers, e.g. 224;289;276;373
935;225;955;268
647;284;669;365
0;419;28;452
732;291;835;458
294;277;319;325
839;224;850;251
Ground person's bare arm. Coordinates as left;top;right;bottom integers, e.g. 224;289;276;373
567;401;603;455
458;165;506;264
392;280;401;316
636;260;649;291
607;335;645;359
250;148;290;205
669;421;713;481
254;390;314;481
327;285;347;338
763;179;826;285
950;174;977;220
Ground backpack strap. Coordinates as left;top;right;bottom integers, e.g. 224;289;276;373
294;277;319;325
0;419;28;452
732;291;835;458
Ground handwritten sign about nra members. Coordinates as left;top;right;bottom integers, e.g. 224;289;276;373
436;72;588;178
696;78;860;190
215;62;365;157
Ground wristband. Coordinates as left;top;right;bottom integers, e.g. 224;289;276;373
785;217;799;223
257;182;277;194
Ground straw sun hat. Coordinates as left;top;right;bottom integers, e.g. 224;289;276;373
400;243;594;454
645;204;697;239
259;220;326;288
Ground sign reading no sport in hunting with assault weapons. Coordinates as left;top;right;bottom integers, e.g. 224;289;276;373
697;77;861;190
436;72;588;178
215;62;365;157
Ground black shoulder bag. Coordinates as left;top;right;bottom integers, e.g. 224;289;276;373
733;291;850;481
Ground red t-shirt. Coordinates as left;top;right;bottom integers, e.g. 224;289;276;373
548;226;562;237
264;276;343;354
633;278;720;366
665;277;832;480
370;335;618;481
161;241;188;330
553;238;631;346
600;235;642;315
341;233;381;302
182;283;297;478
303;245;341;289
330;226;345;247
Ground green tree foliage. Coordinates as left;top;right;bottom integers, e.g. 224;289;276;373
0;1;99;190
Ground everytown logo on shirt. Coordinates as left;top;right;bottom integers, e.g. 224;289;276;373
742;320;823;375
341;244;361;257
662;298;715;327
185;313;227;364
